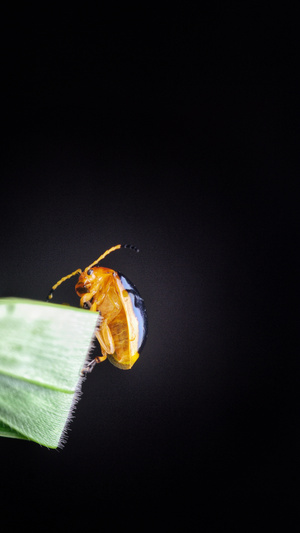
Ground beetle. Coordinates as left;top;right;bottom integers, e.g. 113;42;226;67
47;244;147;371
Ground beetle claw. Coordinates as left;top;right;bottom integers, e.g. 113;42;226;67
81;358;97;375
81;354;108;375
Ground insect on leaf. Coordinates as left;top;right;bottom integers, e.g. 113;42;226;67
0;298;99;449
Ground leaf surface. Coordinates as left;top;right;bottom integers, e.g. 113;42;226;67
0;298;98;448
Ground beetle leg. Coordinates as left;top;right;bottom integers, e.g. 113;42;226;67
81;328;110;374
80;293;94;308
95;321;115;356
81;354;107;374
82;300;100;312
89;301;98;312
81;358;97;374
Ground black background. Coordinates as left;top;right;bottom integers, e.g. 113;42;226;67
0;8;297;529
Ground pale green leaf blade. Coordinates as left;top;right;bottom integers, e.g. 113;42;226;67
0;419;30;440
0;297;99;448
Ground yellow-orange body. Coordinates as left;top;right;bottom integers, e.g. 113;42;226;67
48;244;147;371
75;267;139;369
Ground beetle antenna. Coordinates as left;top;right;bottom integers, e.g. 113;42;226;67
47;268;82;301
121;244;139;253
85;244;139;271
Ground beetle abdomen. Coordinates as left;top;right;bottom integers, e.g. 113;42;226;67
108;310;139;369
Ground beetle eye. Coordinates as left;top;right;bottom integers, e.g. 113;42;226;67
87;269;93;276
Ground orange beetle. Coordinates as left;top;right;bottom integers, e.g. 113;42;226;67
47;245;147;371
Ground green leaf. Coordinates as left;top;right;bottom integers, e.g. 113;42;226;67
0;297;99;448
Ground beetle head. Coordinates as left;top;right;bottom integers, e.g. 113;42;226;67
75;269;97;296
75;267;112;297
